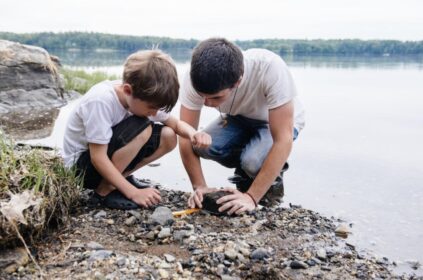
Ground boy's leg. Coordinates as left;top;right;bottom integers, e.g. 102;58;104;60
193;115;254;168
124;125;177;173
75;115;153;192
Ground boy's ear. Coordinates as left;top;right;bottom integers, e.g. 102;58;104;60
122;83;133;96
234;76;242;87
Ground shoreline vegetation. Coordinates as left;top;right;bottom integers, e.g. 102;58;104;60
1;31;423;56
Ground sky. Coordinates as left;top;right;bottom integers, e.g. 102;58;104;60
1;0;422;41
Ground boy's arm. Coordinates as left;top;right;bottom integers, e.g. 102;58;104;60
163;115;211;149
89;143;161;207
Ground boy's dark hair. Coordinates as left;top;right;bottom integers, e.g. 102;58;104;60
190;38;244;94
123;50;179;112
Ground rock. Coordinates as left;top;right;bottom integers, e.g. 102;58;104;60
0;247;29;273
0;40;66;139
316;248;327;260
173;230;191;242
251;248;270;260
290;260;308;269
150;206;174;226
158;268;169;278
88;250;113;262
164;254;176;263
158;227;172;239
86;241;104;250
94;210;107;219
202;191;232;215
124;216;137;226
224;249;238;260
335;224;350;238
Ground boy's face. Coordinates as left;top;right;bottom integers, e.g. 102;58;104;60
127;95;160;117
123;83;160;117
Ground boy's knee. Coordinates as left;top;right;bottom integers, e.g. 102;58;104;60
135;124;153;142
160;126;177;151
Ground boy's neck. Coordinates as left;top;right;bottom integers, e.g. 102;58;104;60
114;84;128;109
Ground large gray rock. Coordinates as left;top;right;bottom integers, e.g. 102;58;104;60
0;40;67;139
0;40;65;113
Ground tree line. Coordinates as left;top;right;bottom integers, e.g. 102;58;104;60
1;31;422;56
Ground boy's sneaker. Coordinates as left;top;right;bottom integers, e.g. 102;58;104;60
229;163;289;207
126;175;151;189
88;190;139;210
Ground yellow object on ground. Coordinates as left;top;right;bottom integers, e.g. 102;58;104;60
172;208;200;217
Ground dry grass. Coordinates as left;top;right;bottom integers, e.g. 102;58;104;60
0;131;82;247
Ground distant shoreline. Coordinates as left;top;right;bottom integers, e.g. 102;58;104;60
1;31;422;56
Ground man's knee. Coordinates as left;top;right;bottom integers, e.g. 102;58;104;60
160;126;177;151
240;155;263;178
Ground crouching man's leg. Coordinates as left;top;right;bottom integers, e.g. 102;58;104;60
237;126;298;207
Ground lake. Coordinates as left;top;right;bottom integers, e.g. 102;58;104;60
23;50;423;275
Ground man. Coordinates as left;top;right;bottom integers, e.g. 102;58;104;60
179;38;305;215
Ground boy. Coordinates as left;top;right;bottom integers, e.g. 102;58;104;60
179;38;305;214
63;50;211;210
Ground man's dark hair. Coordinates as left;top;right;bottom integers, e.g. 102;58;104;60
190;38;244;94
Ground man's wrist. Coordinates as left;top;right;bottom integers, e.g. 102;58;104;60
245;192;258;207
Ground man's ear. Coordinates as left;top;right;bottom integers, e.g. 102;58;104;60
234;76;242;87
123;83;133;96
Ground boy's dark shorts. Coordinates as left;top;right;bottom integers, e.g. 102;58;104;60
75;115;163;189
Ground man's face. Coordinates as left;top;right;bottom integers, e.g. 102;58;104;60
199;87;235;108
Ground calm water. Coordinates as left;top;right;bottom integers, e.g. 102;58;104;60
23;52;423;275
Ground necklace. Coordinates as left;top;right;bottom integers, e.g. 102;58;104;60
218;87;238;127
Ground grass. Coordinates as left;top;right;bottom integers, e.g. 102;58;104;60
61;68;120;94
0;130;82;247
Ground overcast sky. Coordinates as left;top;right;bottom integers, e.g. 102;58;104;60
1;0;422;41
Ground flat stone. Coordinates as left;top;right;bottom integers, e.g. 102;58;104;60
164;254;176;263
251;248;270;260
158;227;172;239
86;241;104;250
88;250;113;262
150;206;174;226
290;260;308;269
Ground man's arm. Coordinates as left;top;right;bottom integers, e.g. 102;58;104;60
217;101;294;214
179;105;217;208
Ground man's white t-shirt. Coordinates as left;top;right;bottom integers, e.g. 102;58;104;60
62;80;169;168
180;49;305;131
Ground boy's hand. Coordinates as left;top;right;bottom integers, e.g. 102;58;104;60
191;132;212;149
129;188;161;208
188;187;218;208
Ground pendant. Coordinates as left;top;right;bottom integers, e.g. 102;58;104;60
222;119;228;127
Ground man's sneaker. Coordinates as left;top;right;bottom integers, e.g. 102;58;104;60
259;162;289;207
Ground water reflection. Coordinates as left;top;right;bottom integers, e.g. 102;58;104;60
0;108;59;140
49;48;423;70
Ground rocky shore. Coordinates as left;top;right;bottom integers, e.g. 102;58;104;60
1;184;418;280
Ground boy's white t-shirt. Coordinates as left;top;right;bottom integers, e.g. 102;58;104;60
180;49;305;131
62;80;169;168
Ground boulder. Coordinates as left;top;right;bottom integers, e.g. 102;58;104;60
0;40;66;139
0;40;65;112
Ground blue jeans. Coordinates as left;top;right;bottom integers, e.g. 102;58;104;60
194;115;298;178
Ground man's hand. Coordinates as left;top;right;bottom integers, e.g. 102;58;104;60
191;131;212;149
216;188;256;215
128;188;161;208
188;187;218;208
